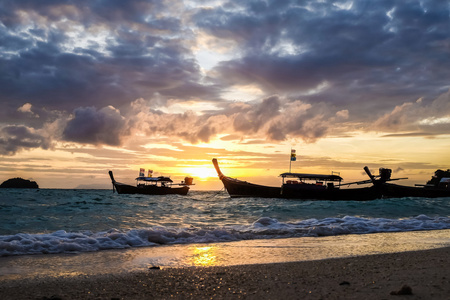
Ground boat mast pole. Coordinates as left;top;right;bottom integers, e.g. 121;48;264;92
289;148;294;173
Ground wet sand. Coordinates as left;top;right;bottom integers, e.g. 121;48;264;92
1;246;449;299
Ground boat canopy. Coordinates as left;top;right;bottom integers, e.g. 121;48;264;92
136;176;173;182
280;172;343;182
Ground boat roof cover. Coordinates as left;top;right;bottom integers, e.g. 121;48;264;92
136;176;173;182
280;172;343;181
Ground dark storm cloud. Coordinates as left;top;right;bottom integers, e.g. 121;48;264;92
195;0;450;110
0;125;51;155
63;106;126;146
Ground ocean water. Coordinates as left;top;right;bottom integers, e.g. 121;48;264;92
1;189;449;257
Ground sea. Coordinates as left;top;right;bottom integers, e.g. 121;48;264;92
1;188;449;258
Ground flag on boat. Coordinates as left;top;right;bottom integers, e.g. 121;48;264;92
291;149;296;161
139;168;145;177
148;170;153;177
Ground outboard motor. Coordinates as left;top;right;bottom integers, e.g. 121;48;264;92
379;168;392;182
184;177;194;185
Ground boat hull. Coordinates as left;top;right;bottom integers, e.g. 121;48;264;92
380;182;450;198
113;182;190;195
281;184;381;201
221;175;450;200
220;176;282;198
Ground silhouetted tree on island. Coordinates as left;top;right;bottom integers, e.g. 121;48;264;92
0;178;39;189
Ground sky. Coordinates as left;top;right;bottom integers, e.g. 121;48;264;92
0;0;449;189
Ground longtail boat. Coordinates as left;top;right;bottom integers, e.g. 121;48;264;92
108;171;194;195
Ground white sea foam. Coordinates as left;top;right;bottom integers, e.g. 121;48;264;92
1;215;449;256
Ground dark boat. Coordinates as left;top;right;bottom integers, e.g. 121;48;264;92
212;160;282;198
212;158;382;200
364;168;450;198
108;171;194;195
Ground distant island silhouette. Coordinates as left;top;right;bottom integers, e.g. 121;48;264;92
0;178;39;189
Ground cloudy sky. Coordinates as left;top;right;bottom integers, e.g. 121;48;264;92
1;0;449;189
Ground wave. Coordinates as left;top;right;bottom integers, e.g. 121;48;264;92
1;214;449;256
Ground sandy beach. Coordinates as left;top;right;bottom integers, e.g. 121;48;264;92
0;245;448;299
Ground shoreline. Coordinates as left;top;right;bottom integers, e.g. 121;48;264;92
0;246;449;299
1;229;450;280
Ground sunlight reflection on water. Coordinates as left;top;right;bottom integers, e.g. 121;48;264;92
190;246;217;266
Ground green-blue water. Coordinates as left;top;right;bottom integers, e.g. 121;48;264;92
1;189;449;256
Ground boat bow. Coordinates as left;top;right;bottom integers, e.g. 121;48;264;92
212;158;225;180
212;158;282;198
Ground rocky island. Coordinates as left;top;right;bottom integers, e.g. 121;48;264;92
0;177;39;189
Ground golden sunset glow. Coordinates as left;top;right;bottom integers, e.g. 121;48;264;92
184;166;219;180
189;246;217;267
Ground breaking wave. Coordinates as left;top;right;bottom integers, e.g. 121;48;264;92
1;214;449;256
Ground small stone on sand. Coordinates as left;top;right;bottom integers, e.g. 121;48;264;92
390;284;413;295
